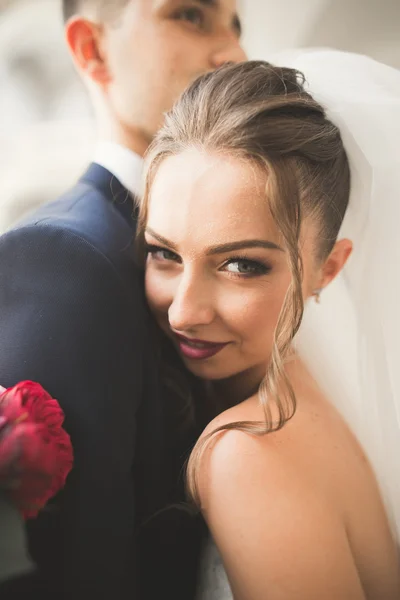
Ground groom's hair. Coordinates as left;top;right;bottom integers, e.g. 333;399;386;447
62;0;130;22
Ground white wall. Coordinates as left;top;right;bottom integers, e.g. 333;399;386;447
242;0;330;58
242;0;400;68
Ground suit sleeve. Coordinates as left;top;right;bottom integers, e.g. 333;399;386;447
0;223;146;599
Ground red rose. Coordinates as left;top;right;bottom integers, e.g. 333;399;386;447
0;381;73;519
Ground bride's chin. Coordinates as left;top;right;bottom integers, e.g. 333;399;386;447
180;358;236;380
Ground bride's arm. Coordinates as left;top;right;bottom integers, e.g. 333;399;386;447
197;428;366;600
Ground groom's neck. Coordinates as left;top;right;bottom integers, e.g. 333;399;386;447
97;119;152;157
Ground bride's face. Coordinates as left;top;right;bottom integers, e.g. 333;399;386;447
144;149;334;382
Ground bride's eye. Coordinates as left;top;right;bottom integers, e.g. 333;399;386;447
145;244;180;263
173;7;205;29
222;258;270;277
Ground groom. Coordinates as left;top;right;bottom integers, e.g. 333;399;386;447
0;1;245;599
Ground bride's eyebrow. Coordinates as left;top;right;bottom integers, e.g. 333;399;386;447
145;228;284;253
145;228;179;251
207;240;284;254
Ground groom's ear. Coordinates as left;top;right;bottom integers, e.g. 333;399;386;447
319;238;353;289
65;17;111;85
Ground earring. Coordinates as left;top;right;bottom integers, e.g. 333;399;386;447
313;288;323;304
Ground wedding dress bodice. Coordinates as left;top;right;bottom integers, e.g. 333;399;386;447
196;536;232;600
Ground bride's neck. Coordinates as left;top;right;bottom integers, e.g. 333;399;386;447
204;351;300;417
205;364;266;414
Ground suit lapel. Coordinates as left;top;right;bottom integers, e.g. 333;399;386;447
80;163;138;227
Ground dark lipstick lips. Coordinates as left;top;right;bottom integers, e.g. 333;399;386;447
174;333;229;360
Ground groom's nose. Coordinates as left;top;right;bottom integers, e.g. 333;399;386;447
210;37;247;69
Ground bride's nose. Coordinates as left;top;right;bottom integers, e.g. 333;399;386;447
168;272;215;332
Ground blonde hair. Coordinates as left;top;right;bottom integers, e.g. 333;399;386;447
137;61;350;505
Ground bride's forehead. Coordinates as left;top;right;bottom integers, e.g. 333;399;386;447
145;157;292;253
148;149;271;220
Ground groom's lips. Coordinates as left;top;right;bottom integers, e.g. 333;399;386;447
174;333;229;360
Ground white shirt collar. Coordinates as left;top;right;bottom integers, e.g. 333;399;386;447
93;141;144;198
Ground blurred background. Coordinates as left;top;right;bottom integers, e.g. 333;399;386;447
0;0;399;232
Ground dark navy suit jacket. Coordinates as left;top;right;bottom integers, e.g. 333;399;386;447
0;165;203;599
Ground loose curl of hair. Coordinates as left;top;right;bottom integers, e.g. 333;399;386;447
137;61;350;506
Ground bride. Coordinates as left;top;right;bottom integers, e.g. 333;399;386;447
139;50;400;598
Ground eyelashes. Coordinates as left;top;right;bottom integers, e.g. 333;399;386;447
144;243;272;279
145;243;181;263
222;257;271;277
172;6;206;30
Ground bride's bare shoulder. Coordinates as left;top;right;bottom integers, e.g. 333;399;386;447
194;397;372;599
197;394;307;508
196;378;366;514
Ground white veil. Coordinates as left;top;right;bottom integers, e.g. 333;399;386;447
271;49;400;541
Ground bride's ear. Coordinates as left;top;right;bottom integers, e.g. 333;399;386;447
318;238;353;290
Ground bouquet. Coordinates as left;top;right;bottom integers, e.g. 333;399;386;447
0;381;73;519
